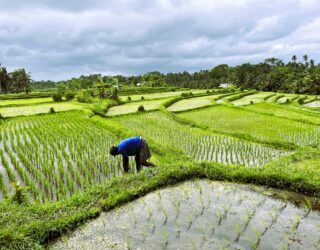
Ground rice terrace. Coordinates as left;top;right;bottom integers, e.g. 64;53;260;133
1;1;320;249
0;81;320;249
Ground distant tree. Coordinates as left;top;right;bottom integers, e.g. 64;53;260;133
142;71;165;87
292;55;297;63
210;64;229;85
303;54;309;67
0;64;11;93
10;69;32;94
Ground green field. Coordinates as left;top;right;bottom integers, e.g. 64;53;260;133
120;89;208;102
178;105;320;147
112;111;286;166
0;102;87;117
0;89;319;249
0;111;125;202
167;94;219;112
243;103;320;125
0;97;54;107
107;98;171;116
232;92;275;106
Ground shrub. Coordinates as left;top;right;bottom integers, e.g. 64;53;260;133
206;90;210;94
91;104;106;114
65;92;75;101
49;107;55;113
76;91;93;103
127;96;132;101
250;100;254;104
52;92;63;102
11;182;29;205
286;98;290;103
137;105;145;112
0;113;3;119
163;97;182;108
141;96;145;100
171;88;176;92
298;99;304;105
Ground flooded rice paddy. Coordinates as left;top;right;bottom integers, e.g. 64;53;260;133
51;180;320;250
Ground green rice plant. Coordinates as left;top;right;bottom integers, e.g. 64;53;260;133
0;111;121;202
159;205;168;225
179;105;320;147
233;223;242;241
243;103;320;125
113;111;285;167
161;229;169;247
0;173;8;197
290;213;301;232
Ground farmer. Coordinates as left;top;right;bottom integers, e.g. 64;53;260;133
109;136;155;173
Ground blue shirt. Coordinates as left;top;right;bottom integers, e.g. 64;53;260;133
118;136;141;156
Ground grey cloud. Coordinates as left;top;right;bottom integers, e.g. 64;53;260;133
0;0;320;80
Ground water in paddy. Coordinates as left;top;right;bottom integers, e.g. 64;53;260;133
51;181;320;250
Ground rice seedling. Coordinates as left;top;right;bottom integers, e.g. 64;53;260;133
290;213;301;232
161;229;169;247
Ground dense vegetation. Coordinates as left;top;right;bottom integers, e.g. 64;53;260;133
26;55;320;95
0;66;32;94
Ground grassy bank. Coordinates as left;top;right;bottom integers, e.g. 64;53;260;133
0;140;319;249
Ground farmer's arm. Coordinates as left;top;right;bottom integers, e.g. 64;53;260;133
123;155;129;173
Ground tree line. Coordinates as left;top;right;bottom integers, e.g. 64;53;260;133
0;64;32;94
2;55;320;95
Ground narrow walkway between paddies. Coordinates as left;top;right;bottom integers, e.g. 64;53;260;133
51;180;320;250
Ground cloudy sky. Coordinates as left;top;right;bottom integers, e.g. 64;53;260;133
0;0;320;80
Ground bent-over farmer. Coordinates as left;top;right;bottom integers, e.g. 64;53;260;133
109;136;155;173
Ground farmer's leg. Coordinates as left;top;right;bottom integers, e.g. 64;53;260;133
139;138;156;167
135;154;141;172
123;155;130;173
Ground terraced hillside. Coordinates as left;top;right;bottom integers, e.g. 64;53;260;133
0;89;319;249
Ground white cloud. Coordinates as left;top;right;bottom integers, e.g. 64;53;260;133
0;0;319;80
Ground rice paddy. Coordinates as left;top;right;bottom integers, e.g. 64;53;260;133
305;100;320;108
120;89;208;102
51;180;320;250
178;105;320;147
112;111;286;166
0;111;125;202
167;95;218;112
107;98;171;116
0;102;86;117
0;97;54;107
243;103;320;125
232;92;275;106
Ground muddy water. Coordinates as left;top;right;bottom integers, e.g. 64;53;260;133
51;181;320;250
304;100;320;108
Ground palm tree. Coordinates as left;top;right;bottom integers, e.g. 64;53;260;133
292;55;297;63
303;54;309;67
